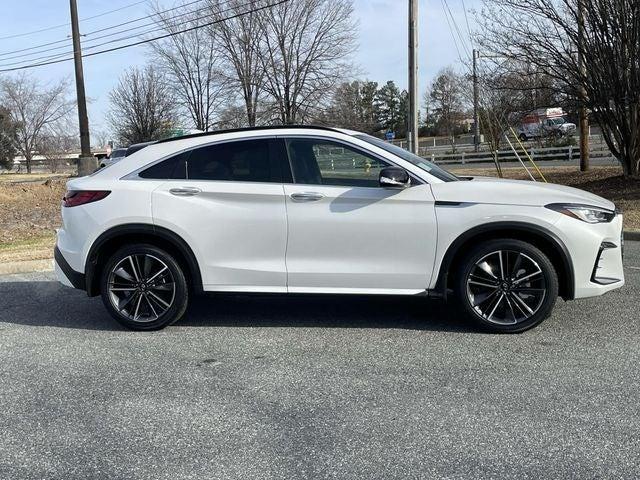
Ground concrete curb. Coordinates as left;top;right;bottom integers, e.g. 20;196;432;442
624;230;640;241
1;232;639;276
0;258;53;276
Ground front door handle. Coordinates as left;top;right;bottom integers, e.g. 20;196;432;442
290;192;324;202
169;186;201;196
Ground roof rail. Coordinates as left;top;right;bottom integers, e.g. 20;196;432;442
154;124;342;145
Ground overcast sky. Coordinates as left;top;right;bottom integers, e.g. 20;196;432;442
0;0;479;136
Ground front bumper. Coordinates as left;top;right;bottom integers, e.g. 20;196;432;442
557;212;625;299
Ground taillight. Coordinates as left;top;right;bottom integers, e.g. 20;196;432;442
63;190;111;207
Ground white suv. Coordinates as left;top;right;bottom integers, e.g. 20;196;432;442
54;126;625;332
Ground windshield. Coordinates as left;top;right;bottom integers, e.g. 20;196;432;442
111;149;127;158
355;134;459;182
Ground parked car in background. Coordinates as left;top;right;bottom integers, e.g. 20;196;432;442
517;108;577;141
125;141;156;157
55;126;624;333
99;148;127;169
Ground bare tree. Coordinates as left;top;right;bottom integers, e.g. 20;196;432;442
478;0;640;177
149;0;227;131
208;0;267;127
92;128;112;149
108;66;177;145
315;80;379;133
258;0;357;124
38;122;78;173
0;73;75;173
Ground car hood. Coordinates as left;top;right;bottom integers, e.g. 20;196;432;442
431;176;615;211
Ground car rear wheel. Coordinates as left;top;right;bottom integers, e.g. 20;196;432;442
100;244;189;330
455;239;558;333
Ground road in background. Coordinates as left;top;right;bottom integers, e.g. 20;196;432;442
0;242;638;479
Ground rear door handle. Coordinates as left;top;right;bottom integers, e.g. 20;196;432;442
290;192;324;202
169;186;201;196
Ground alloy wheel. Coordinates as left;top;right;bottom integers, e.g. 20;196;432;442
466;250;547;325
107;254;176;323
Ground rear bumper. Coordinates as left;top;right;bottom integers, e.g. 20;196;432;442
54;246;86;290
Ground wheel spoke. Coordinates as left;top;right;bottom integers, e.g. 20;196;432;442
503;294;518;324
128;256;140;282
470;273;499;285
472;288;499;307
498;251;505;280
513;269;542;286
510;292;534;316
113;267;135;283
487;292;505;320
145;293;158;318
142;255;153;278
477;261;498;280
511;253;523;279
149;291;171;309
118;291;139;311
469;278;500;288
133;293;143;321
147;266;168;284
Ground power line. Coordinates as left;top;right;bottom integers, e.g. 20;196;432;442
460;0;474;45
442;0;472;60
0;0;238;66
0;0;149;41
440;0;465;66
0;0;290;73
0;0;209;58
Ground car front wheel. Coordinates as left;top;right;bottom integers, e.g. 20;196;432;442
455;239;559;333
100;244;189;330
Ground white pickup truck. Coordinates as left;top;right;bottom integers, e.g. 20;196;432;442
516;108;577;141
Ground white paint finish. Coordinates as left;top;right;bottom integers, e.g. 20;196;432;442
152;180;288;290
55;127;625;304
58;176;161;272
431;176;615;210
284;183;437;290
430;203;564;290
554;213;625;298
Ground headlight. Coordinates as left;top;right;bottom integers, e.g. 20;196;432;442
545;203;615;223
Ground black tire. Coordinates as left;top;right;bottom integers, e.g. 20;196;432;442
455;239;558;333
518;133;528;142
100;244;189;330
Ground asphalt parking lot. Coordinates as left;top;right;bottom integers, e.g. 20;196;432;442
1;242;639;479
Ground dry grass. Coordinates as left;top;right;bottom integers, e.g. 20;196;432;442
0;175;67;246
0;173;68;184
455;165;640;232
0;234;55;263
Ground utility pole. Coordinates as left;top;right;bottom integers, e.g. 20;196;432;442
472;49;480;152
70;0;96;176
408;0;419;154
577;0;589;171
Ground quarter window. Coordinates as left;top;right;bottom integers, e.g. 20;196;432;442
286;138;390;188
138;139;276;182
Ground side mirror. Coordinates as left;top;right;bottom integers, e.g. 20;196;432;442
379;167;410;189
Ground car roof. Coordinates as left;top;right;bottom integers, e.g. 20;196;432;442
154;125;347;146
